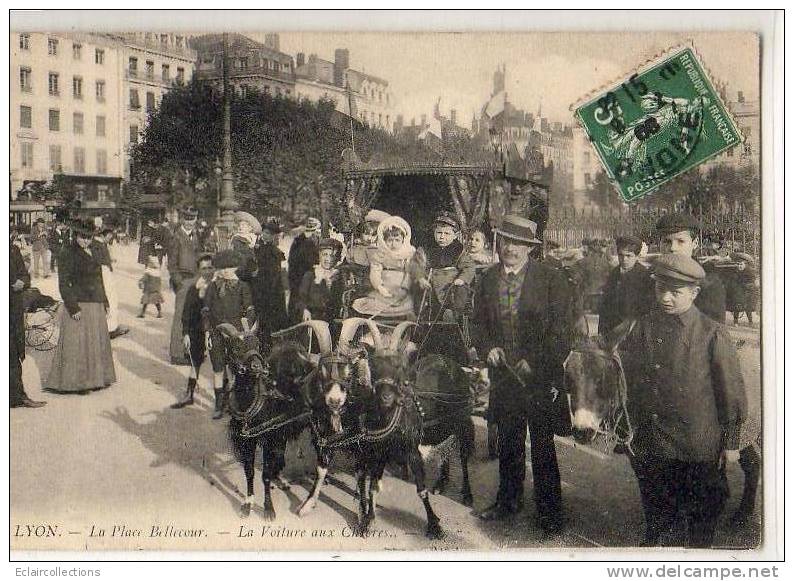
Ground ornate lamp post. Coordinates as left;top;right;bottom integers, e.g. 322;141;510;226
213;33;239;250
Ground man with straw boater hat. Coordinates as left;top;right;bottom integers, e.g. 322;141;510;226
473;214;572;535
621;253;746;547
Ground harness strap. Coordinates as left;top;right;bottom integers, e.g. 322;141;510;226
240;410;312;439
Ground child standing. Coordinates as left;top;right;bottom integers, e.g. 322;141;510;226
138;256;164;318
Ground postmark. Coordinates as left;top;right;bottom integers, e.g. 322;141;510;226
574;46;743;203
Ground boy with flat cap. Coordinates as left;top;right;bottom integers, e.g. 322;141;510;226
655;212;727;323
621;253;747;547
598;234;654;334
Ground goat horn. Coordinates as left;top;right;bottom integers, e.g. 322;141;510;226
338;317;384;353
271;321;333;355
216;323;241;339
389;321;418;352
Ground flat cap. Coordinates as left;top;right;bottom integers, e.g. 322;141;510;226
179;206;199;219
652;253;706;286
433;210;460;230
655;212;701;235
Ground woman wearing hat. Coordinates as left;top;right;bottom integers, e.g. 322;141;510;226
293;238;344;324
44;220;116;394
287;217;321;317
472;215;571;534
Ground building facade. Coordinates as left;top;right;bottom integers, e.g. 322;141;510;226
10;31;125;211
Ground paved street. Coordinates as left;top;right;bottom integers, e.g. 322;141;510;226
11;244;762;553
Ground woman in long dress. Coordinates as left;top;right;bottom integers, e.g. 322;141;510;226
44;220;116;394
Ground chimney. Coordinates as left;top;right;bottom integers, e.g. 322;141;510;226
334;48;350;87
296;53;305;68
264;33;280;52
450;109;457;126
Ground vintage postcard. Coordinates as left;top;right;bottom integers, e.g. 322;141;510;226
8;10;781;563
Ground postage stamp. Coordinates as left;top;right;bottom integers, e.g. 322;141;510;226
575;46;744;203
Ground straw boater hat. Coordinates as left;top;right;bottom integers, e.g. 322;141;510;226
495;215;542;245
179;206;199;220
305;217;321;233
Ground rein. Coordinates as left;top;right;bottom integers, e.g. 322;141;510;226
312;403;405;450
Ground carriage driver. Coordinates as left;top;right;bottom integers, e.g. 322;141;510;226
473;215;572;535
621;253;747;547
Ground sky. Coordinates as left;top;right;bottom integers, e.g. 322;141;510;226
263;31;759;127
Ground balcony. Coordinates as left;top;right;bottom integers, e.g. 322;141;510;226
195;66;295;84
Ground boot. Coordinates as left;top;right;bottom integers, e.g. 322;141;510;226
171;378;196;409
212;389;225;420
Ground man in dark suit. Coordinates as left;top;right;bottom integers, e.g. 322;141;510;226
474;215;571;535
10;233;46;408
598;234;654;334
287;217;320;320
622;253;746;547
656;213;726;323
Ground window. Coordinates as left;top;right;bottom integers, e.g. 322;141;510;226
48;72;59;95
21;142;34;168
49;109;60;131
95;48;104;64
130;125;139;144
97;185;109;202
48;38;58;56
175;36;183;48
96;80;106;102
73;147;85;173
160;34;168;45
176;67;185;84
145;60;154;78
20;67;32;92
73;112;84;134
96;149;107;174
73;76;83;99
239;57;248;69
146;91;155;112
73;43;82;60
129;89;140;109
128;56;138;76
49;145;62;172
19;34;30;50
161;64;170;81
96;115;106;137
20;106;32;128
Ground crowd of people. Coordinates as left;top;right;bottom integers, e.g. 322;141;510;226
9;205;755;548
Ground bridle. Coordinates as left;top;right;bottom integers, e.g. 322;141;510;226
564;321;636;456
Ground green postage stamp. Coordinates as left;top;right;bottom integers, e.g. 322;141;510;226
575;47;743;203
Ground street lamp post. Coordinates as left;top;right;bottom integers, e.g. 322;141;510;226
213;32;239;249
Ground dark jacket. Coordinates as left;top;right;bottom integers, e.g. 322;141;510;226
181;281;206;339
623;306;747;462
90;238;113;271
294;269;344;323
167;226;201;287
696;269;727;323
598;263;654;334
203;279;255;332
473;260;572;420
238;241;288;334
11;244;31;362
58;243;109;316
49;226;70;256
287;234;319;293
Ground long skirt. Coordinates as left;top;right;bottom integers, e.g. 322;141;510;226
44;302;116;393
168;278;194;365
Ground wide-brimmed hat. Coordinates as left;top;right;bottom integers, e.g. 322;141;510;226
494;215;542;245
364;209;390;224
235;211;262;234
71;219;95;237
262;219;282;234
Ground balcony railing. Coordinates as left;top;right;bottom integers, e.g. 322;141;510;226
195;66;294;83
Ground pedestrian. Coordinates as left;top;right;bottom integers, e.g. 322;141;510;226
171;254;215;409
92;228;129;339
204;250;256;419
729;252;758;326
168;207;202;365
572;238;612;313
237;220;287;353
30;218;50;279
43;219;116;394
138;256;164;318
230;211;261;255
655;213;727;323
10;231;46;408
473;215;571;535
155;218;173;267
622;253;747;547
48;220;69;272
598;234;654;334
293;238;344;324
138;218;158;266
287;216;321;317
